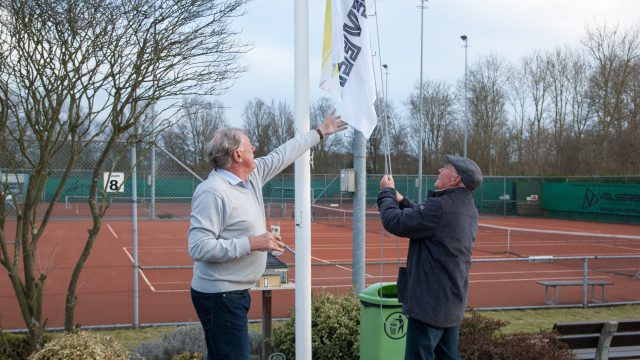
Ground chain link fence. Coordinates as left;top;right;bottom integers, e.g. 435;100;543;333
3;251;638;330
2;141;640;330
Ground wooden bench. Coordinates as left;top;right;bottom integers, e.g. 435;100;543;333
537;280;614;305
554;320;640;360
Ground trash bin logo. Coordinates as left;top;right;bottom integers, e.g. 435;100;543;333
383;312;408;340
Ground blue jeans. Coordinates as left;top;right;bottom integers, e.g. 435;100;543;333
404;316;461;360
191;288;251;360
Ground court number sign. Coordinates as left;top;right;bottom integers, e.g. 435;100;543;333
104;172;125;193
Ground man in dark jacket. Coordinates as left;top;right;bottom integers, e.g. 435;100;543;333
377;155;482;360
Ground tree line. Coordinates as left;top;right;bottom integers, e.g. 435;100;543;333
167;23;639;177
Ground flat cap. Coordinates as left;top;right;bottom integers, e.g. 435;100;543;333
444;154;483;191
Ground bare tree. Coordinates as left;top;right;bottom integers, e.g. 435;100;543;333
366;96;408;174
623;54;640;173
582;23;640;173
241;98;296;159
521;51;552;174
159;126;192;169
505;64;529;172
242;98;274;157
467;55;509;175
542;46;604;173
178;97;229;171
407;80;455;173
565;49;594;174
310;97;348;172
367;96;389;174
546;47;572;169
272;100;295;149
381;104;411;175
0;0;248;351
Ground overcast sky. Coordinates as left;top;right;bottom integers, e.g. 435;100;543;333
216;0;640;128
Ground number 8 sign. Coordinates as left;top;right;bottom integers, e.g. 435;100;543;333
103;172;125;193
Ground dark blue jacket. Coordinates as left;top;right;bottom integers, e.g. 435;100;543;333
377;187;478;327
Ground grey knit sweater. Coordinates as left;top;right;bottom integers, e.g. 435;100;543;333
188;130;320;293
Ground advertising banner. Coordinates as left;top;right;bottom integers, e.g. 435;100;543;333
543;182;640;216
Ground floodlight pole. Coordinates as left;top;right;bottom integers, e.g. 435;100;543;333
417;0;427;201
461;35;469;158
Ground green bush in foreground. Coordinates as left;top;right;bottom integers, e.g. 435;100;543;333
272;292;360;360
28;331;129;360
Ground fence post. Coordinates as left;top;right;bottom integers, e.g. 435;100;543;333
582;257;588;308
503;177;507;216
150;144;156;220
131;142;139;327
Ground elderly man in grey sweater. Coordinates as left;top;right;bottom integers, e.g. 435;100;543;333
188;110;347;360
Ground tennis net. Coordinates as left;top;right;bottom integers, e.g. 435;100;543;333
311;204;382;230
477;223;640;257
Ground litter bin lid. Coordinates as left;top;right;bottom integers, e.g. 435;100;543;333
358;282;401;306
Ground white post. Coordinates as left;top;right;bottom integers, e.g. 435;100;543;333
417;0;427;202
150;130;156;220
131;143;139;328
294;0;312;358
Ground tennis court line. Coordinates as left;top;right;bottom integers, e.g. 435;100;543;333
130;270;620;293
311;255;374;278
122;247;156;291
600;243;640;252
107;223;118;239
470;275;611;284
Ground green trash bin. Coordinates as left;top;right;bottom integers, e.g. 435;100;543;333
359;282;407;360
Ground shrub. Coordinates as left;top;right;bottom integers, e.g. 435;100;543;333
0;331;31;360
273;301;574;360
28;331;129;360
248;330;263;360
460;311;575;360
488;332;575;360
131;325;206;360
459;311;509;359
131;324;262;360
272;292;360;360
170;353;200;360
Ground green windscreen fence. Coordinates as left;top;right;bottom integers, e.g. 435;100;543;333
543;182;640;224
11;166;640;224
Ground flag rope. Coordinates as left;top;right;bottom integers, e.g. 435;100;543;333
368;0;405;330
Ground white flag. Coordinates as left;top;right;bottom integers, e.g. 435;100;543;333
320;0;378;139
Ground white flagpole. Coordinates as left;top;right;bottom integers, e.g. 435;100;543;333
294;0;312;358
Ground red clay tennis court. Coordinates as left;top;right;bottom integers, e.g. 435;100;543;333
1;215;639;330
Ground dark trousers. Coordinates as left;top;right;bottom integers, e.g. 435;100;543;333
404;316;461;360
191;288;251;360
